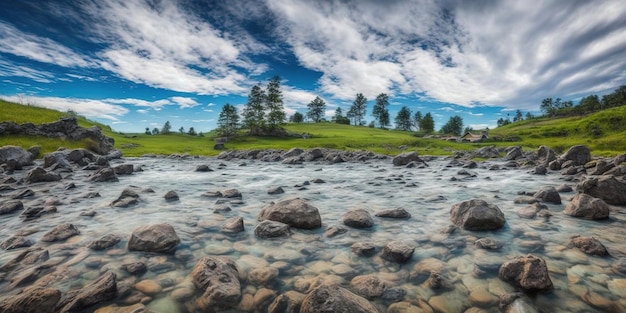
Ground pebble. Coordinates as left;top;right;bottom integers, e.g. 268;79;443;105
135;280;163;295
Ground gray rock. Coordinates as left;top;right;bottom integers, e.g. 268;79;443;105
195;164;213;172
121;262;147;275
26;167;62;183
563;193;610;220
537;145;557;165
254;220;290;238
475;237;502;250
267;186;285;195
111;187;140;208
381;241;415;263
10;188;35;199
300;284;380;313
87;234;122;250
127;223;180;254
113;164;134;175
375;207;411;219
325;225;348;238
221;216;245;234
0;200;23;214
1;235;33;250
164;190;179;201
41;223;80;242
88;167;118;182
191;256;241;310
0;145;33;169
576;175;626;205
570;235;608;256
498;254;553;292
258;198;322;229
450;199;506;231
393;151;424;166
0;287;61;313
350;275;387;299
559;145;591;166
343;208;374;228
56;271;117;312
505;146;523;160
533;186;561;204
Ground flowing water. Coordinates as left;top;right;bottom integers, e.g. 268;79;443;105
1;156;626;312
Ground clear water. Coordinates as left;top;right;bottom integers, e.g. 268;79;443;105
1;156;625;312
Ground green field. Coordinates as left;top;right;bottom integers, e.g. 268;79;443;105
1;99;625;157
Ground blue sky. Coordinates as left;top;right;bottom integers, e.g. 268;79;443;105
1;0;625;133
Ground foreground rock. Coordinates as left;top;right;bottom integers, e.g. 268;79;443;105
533;186;561;204
0;200;23;215
300;284;380;313
392;151;425;166
56;271;117;312
254;220;290;238
450;199;506;231
343;208;374;228
0;145;33;169
221;216;245;234
381;241;415;263
26;167;62;183
41;223;80;242
576;175;626;205
498;255;553;292
350;275;387;299
570;235;609;256
127;223;180;254
375;207;411;219
191;256;241;310
0;287;61;313
258;198;322;229
563;193;610;220
559;145;591;166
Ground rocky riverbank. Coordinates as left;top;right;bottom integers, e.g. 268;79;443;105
0;144;625;312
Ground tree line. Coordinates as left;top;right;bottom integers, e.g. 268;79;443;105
144;121;204;137
540;85;625;118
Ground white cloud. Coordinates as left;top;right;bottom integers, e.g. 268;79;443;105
0;59;55;83
171;97;200;109
136;109;148;114
1;95;128;121
105;98;171;110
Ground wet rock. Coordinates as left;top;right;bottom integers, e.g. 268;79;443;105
381;241;415;263
268;186;284;195
249;267;279;286
450;199;506;231
26;167;62;183
532;165;547;175
498;254;553;292
300;284;380;313
576;175;626;205
195;164;213;172
128;223;180;254
221;188;242;198
387;302;423;313
111;187;140;208
1;235;33;250
350;275;387;299
164;190;179;201
10;188;35;199
253;288;277;311
1;247;49;272
88;167;118;182
135;280;162;295
0;145;34;169
267;291;305;313
537;145;557;165
505;146;523;160
258;198;322;229
516;203;548;219
393;151;425;166
283;147;304;158
121;261;147;276
590;159;615;175
254;220;291;238
563;193;610;220
113;164;134;175
191;256;241;310
0;287;61;313
343;208;374;228
0;199;23;214
500;293;539;313
533;186;561;204
426;272;453;290
55;271;117;312
375;207;411;219
325;224;348;237
41;223;80;242
560;145;591;166
352;242;377;257
474;146;500;158
570;235;608;256
88;234;122;250
20;206;57;220
221;216;245;234
556;184;573;192
475;238;502;250
513;196;537;204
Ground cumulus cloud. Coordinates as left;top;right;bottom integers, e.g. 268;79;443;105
1;95;128;120
171;97;200;109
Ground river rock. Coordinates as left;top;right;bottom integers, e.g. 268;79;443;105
576;175;626;205
590;159;615;175
191;256;241;310
1;235;33;250
375;207;411;219
381;241;415;263
516;203;548;219
121;261;147;275
253;288;277;311
300;284;380;313
134;279;162;295
195;164;213;172
41;223;80;242
111;187;140;207
325;225;348;237
533;186;561;204
350;275;387;299
268;186;285;195
254;220;291;238
570;235;608;256
475;237;502;250
113;164;134;175
267;291;305;313
127;223;180;254
0;200;23;214
88;234;122;250
538;145;557;165
56;271;117;312
88;167;118;182
258;198;322;229
0;145;33;169
0;287;61;313
221;216;245;234
393;151;424;166
26;167;62;183
343;208;374;228
450;199;506;231
498;254;553;292
164;190;179;201
563;193;610;220
352;242;377;256
560;145;591;166
505;146;523;160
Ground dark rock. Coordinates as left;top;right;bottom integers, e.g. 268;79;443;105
427;272;453;290
267;186;285;195
375;207;411;219
111;187;140;208
267;291;305;313
282;148;304;158
475;237;502;250
258;198;322;229
254;220;290;238
56;271;117;312
351;242;376;257
26;167;62;183
533;165;547;175
537;145;557;165
513;196;538;204
221;216;245;234
576;175;626;205
450;199;506;231
474;146;500;158
0;145;34;169
590;159;615;175
88;234;122;250
164;190;179;201
325;225;348;238
221;188;242;199
0;200;23;214
393;151;425;166
127;223;180;254
300;284;380;313
27;145;41;159
560;145;591;166
517;203;548;219
121;261;147;275
88;167;118;182
41;223;80;242
1;235;33;250
0;287;61;313
195;164;213;172
498;254;553;292
343;208;374;228
563;193;610;220
556;184;573;192
0;247;49;272
381;241;415;263
10;188;35;199
570;235;608;256
113;164;134;175
505;146;523;160
533;186;561;204
302;148;324;161
191;256;241;310
350;275;387;299
282;156;303;165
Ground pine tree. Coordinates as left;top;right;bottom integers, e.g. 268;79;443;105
372;93;390;128
218;103;240;137
187;127;196;136
265;76;286;131
394;106;412;131
349;93;367;126
413;111;422;131
242;85;266;135
306;96;326;123
419;113;434;133
161;121;171;134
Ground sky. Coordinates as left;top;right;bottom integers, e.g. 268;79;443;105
1;0;625;134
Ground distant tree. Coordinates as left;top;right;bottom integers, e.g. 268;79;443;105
179;126;185;134
413;111;422;131
198;131;204;137
151;127;160;135
497;117;511;127
372;93;390;128
161;121;171;134
332;107;350;124
419;112;435;133
306;96;326;123
145;127;151;135
265;76;286;131
349;93;367;126
394;106;412;131
290;112;304;123
368;121;375;128
440;115;463;136
525;112;535;120
188;127;196;136
513;109;523;122
218;103;240;137
579;95;600;113
243;85;266;135
463;126;474;134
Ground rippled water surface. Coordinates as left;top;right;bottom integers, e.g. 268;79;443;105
1;156;626;312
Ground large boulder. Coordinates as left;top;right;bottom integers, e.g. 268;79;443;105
56;271;117;312
533;186;561;204
559;145;591;166
563;193;610;220
26;167;62;183
0;145;33;169
127;223;180;254
88;167;119;182
498;255;553;292
450;199;506;231
40;223;80;242
0;200;23;215
576;175;626;205
343;208;374;228
191;256;241;310
537;145;557;165
505;146;523;160
350;275;387;299
381;241;415;263
254;220;291;238
258;198;322;229
300;284;380;313
392;151;424;166
570;235;608;256
0;287;61;313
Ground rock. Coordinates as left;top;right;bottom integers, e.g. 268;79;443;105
350;275;387;299
590;159;615;175
475;238;502;250
325;225;348;238
556;184;573;192
10;188;35;199
0;287;61;313
300;284;380;313
570;235;608;256
537;145;557;165
113;164;134;175
41;223;80;242
253;288;277;311
20;206;57;220
387;302;423;313
0;145;33;169
111;188;140;208
563;193;610;220
191;256;241;310
267;186;285;195
532;165;547;175
0;200;23;214
1;235;33;250
505;146;523;160
248;267;279;286
27;145;41;159
426;272;453;290
393;151;426;166
533;186;561;204
267;291;305;313
88;167;119;182
450;199;506;231
576;175;626;205
258;198;322;229
127;223;180;254
498;255;553;292
88;234;122;250
254;220;291;238
343;208;374;228
474;146;500;158
352;242;377;257
164;190;179;201
375;207;411;219
516;203;548;219
381;241;415;263
221;216;245;234
121;261;147;275
56;271;117;312
560;145;591;166
134;280;162;295
195;165;213;172
26;167;62;183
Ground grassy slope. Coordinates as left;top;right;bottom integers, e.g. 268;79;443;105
2;99;625;156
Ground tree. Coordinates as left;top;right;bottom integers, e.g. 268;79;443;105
463;126;474;134
265;76;286;131
151;128;160;135
188;127;196;136
306;96;326;123
372;93;390;128
243;85;266;135
218;103;240;137
525;112;535;120
290;112;304;123
332;107;350;124
161;121;171;134
394;106;412;131
513;109;523;122
419;112;434;133
440;115;463;136
413;111;422;131
179;126;185;134
497;117;511;127
349;93;367;126
145;127;151;135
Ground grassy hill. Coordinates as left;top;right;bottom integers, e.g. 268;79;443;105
1;99;625;157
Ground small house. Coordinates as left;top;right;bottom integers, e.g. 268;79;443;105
461;131;488;143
